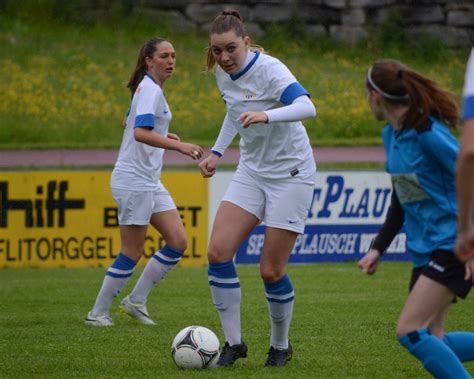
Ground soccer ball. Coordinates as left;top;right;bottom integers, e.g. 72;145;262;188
171;326;220;369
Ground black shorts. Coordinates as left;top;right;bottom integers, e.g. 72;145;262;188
409;250;472;299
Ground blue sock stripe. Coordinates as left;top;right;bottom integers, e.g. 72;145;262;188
111;253;137;270
264;274;293;295
266;295;294;304
208;280;241;288
208;260;237;279
160;245;184;259
106;271;134;278
153;254;179;266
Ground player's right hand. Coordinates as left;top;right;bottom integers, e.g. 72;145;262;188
358;249;381;275
179;143;203;160
199;154;219;178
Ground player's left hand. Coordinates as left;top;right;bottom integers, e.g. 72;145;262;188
455;230;474;263
167;133;181;141
238;111;268;128
464;257;474;283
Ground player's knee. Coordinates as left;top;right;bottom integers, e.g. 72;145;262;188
260;267;284;283
167;235;187;253
396;321;420;338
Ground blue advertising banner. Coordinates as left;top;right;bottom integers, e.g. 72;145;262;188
231;172;410;264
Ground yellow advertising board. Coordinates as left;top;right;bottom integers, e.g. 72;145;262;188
0;171;208;268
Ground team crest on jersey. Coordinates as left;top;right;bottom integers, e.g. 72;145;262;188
242;89;257;100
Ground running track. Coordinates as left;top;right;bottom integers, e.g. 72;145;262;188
0;147;385;168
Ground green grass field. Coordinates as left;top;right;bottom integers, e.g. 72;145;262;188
0;15;469;149
1;263;473;378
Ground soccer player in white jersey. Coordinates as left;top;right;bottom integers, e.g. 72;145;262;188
85;37;203;326
198;10;316;367
456;48;474;265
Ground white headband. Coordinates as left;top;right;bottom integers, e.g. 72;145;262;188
367;67;409;101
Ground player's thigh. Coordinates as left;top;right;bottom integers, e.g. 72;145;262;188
260;227;298;282
264;179;314;234
208;201;260;262
396;275;454;336
119;224;148;261
150;209;187;251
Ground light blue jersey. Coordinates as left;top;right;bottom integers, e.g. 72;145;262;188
382;117;459;267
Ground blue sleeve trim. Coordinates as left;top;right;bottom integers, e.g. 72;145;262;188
462;95;474;121
280;82;310;106
211;150;222;157
134;113;154;129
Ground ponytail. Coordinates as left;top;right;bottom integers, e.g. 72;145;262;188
367;59;459;130
127;37;166;95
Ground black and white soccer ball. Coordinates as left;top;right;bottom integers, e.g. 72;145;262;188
171;326;220;369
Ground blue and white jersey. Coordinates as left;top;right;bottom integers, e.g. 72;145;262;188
111;74;172;191
382;117;459;266
216;51;316;182
463;48;474;121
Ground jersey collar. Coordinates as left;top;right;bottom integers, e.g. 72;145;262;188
230;51;260;81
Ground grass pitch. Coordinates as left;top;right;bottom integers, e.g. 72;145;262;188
1;263;473;378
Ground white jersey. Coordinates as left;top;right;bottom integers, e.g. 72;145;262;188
215;51;316;181
463;48;474;121
111;74;171;191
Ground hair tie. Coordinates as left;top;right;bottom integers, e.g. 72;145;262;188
397;69;404;79
367;66;409;101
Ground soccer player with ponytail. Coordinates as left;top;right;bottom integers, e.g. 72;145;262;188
85;37;203;326
358;59;473;378
199;9;316;368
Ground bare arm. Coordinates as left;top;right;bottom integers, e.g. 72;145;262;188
456;119;474;262
134;127;203;160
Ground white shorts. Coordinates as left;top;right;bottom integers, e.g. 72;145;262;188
222;168;314;234
111;184;176;226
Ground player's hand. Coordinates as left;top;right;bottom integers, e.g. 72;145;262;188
198;154;220;178
455;230;474;263
464;257;474;283
178;143;203;160
358;249;381;275
238;111;268;128
167;133;181;141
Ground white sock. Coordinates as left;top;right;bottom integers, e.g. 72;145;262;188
129;245;183;305
90;253;136;316
208;260;242;346
264;275;295;350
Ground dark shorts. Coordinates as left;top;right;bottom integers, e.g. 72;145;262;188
409;250;472;299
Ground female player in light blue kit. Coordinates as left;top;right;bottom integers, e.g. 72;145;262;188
198;10;316;367
457;48;474;265
358;59;474;378
85;37;203;326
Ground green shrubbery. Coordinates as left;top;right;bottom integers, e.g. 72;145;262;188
0;12;468;148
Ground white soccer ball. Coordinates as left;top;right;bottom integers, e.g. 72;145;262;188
171;326;220;369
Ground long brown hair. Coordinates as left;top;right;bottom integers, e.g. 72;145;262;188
366;59;459;130
127;37;166;95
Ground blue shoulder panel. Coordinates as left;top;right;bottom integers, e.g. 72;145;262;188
463;95;474;121
280;82;310;106
134;113;154;129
